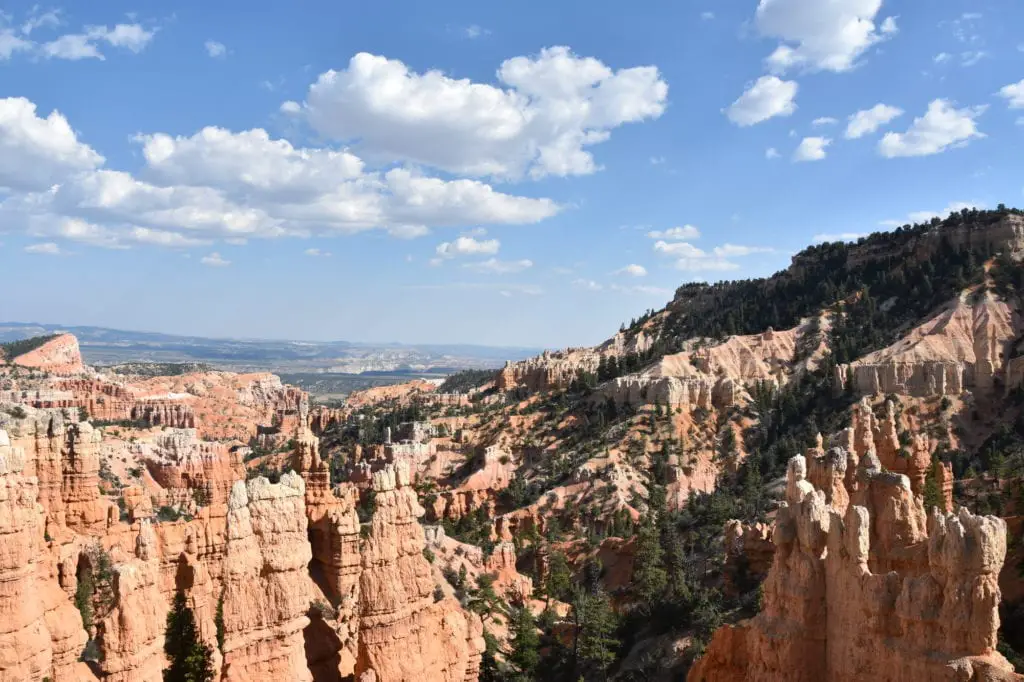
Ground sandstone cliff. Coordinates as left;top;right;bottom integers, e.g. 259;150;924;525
8;334;86;376
689;451;1023;682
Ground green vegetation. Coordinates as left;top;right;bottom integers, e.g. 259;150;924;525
163;592;215;682
438;368;497;394
0;334;58;360
96;362;212;377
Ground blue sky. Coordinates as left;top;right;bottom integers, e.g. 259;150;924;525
1;0;1022;348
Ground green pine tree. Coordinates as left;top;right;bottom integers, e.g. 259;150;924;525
507;606;541;679
163;592;215;682
572;589;619;680
631;520;667;606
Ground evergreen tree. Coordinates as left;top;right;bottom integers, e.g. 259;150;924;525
571;589;619;680
507;606;541;680
631;520;667;606
544;550;573;603
163;592;215;682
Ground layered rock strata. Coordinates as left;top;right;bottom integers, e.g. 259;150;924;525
689;451;1022;682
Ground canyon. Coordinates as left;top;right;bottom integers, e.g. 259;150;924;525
2;209;1024;681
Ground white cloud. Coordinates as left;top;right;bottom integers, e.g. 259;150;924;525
726;76;798;126
279;100;301;115
649;155;666;165
200;252;230;267
0;29;33;59
880;201;986;227
464;25;489;39
572;278;603;291
204;40;226;58
757;0;894;73
793;136;831;162
844;103;903;139
20;8;62;35
303;47;667;180
812;116;837;126
999;79;1024;109
24;241;61;255
615;264;647;277
960;51;987;67
436;235;501;258
40;23;155;60
387;224;431;239
305;247;331;256
934;52;951;64
765;147;780;159
701;11;715;20
712;244;774;257
0;97;105;192
812;232;867;243
654;241;707;258
647;225;700;240
0;91;564;252
464;258;533;274
878;99;985;158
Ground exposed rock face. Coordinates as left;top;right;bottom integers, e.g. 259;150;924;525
601;315;829;409
356;462;484;682
498;348;602;392
142;428;244;506
722;521;774;597
97;522;167;682
10;334;86;375
836;293;1017;397
221;472;315;682
0;429;92;682
689;452;1023;682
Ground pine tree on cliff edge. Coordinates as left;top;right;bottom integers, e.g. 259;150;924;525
164;592;215;682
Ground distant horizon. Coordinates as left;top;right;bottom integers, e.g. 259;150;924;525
0;320;548;353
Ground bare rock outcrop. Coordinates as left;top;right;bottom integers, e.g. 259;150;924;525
836;292;1017;397
355;462;484;682
9;334;86;375
689;452;1023;682
220;472;315;682
0;430;92;682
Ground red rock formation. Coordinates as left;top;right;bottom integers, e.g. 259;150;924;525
10;334;86;375
96;522;167;682
689;452;1023;682
221;472;316;682
0;432;93;682
356;462;484;682
142;428;244;507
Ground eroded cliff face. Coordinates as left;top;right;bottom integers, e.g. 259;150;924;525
689;451;1022;682
356;462;484;682
0;430;92;682
836;292;1019;397
9;334;86;376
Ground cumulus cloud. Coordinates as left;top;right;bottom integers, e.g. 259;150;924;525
204;40;226;58
614;264;647;277
24;241;61;255
464;258;533;274
999;79;1024;109
812;117;838;126
844;103;903;139
0;97;104;191
654;237;773;272
878;99;985;158
726;76;798;126
435;235;501;258
793;136;831;161
757;0;895;73
40;23;155;60
880;201;986;227
765;147;780;159
647;225;700;241
302;47;667;179
200;252;230;266
0;98;563;250
279;100;302;115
